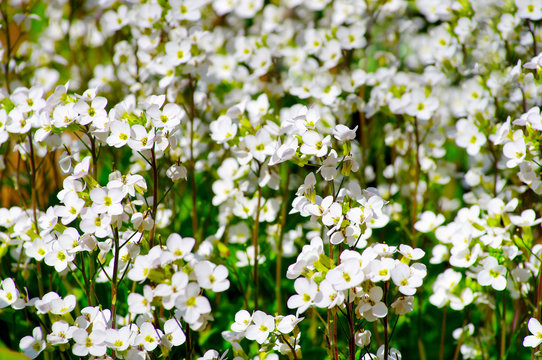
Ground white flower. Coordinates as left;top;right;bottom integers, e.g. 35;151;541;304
370;258;396;282
510;209;542;227
300;131;331;157
127;286;154;315
326;260;364;291
51;103;78;128
405;89;438;120
362;345;401;360
148;103;184;131
244;129;274;163
128;125;154;151
176;283;212;324
47;320;73;345
72;328;107;357
269;137;298;166
502;131;526;168
398;244;425;260
163;318;186;347
313;279;344;308
234;0;264;18
210;115;237;144
167;163;188;181
69;156;91;180
414;211;445;233
391;296;414;315
80;208;112;238
391;262;423;295
523;317;542;347
318;153;338;181
107;120;131;148
194;261;230;292
167;233;195;259
287;278;317;314
355;330;371;348
155;271;189;310
524;53;542;70
231;310;253;332
276;315;302;334
50;294;76;315
357;286;388;321
333;124;358;142
489;116;511;145
90;187;125;216
136;322;163;351
74;96;108;126
245;310;274;344
105;325;135;352
0;278;19;308
455;119;486;155
477;256;507;291
19;327;46;359
164;40;192;66
55;192;85;225
516;0;542;20
44;240;75;272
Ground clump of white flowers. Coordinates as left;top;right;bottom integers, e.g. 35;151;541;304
1;0;542;359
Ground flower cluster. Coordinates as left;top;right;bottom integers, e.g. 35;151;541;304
1;0;542;359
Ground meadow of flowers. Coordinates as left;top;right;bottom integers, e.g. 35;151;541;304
1;0;542;359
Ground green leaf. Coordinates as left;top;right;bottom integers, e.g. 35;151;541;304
0;347;30;360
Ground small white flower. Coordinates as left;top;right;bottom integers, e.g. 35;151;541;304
477;256;507;291
136;322;163;351
19;327;46;359
523;317;542;347
231;310;252;332
0;278;19;308
245;310;274;344
287;278;317;314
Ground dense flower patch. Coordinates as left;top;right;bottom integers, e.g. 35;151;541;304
1;0;542;359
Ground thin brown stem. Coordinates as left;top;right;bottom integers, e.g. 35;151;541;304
333;312;339;360
280;334;299;360
527;21;538;56
111;227;120;328
149;145;158;248
452;315;469;360
347;302;356;359
537;261;542;321
1;5;12;94
28;134;45;298
187;76;199;243
252;183;262;309
185;323;192;360
411;116;421;248
27;134;39;231
85;127;98;180
384;283;389;360
501;292;506;360
79;253;91;306
439;307;447;360
275;164;290;314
